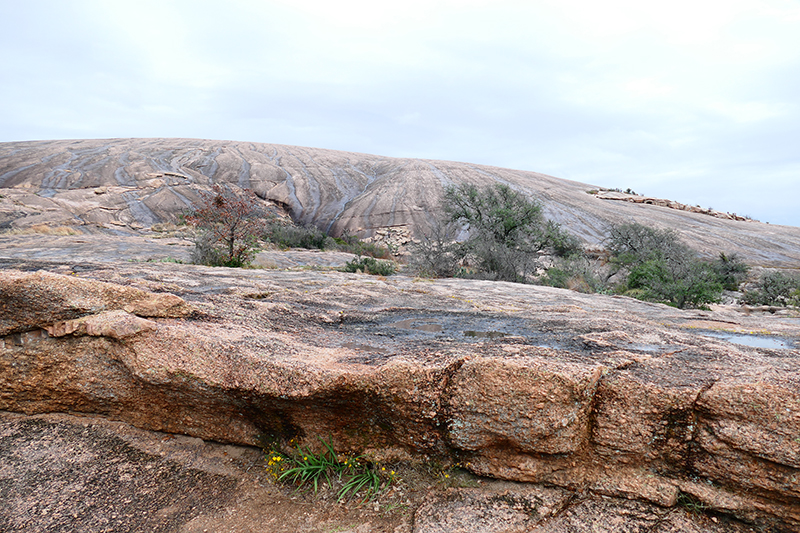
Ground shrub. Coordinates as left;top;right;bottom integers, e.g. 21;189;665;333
626;258;723;309
438;183;582;282
185;184;271;267
333;232;393;259
742;271;800;307
605;222;730;309
606;222;690;271
541;255;608;293
407;217;467;278
341;255;396;276
710;252;749;291
268;221;332;250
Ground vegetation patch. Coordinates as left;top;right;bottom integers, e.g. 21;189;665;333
606;222;749;309
407;185;751;309
263;437;482;506
184;185;395;268
264;437;396;502
340;256;396;276
410;182;581;282
185;184;270;268
743;270;800;307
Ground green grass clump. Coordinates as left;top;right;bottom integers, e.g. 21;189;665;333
265;437;395;502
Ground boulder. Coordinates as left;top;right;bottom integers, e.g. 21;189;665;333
1;263;800;530
0;270;194;335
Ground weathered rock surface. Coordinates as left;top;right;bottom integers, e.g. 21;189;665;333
0;411;761;533
594;189;752;221
2;258;799;530
3;138;800;267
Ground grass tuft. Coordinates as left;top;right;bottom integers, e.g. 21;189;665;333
266;437;395;502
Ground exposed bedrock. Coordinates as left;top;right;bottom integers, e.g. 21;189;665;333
2;265;800;529
3;138;800;267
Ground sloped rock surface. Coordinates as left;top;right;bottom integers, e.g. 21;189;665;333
3;138;800;267
2;261;799;530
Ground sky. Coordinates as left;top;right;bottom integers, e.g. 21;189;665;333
2;0;799;226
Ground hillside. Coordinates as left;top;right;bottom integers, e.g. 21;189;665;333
2;138;800;267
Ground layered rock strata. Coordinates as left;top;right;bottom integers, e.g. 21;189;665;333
1;264;799;530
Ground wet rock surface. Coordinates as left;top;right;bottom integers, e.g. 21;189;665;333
1;243;799;531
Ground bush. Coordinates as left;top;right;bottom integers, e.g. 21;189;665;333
742;271;800;307
341;255;396;276
185;184;271;267
407;217;466;278
606;223;691;270
711;252;749;291
268;221;332;250
626;258;723;309
436;183;582;282
605;222;731;309
333;233;393;259
541;255;608;293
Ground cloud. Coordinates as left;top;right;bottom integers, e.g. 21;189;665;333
1;0;799;225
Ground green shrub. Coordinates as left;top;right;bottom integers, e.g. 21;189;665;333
333;232;394;259
435;183;582;282
605;222;731;309
710;252;749;291
742;271;800;307
341;255;396;276
268;221;333;250
626;258;723;309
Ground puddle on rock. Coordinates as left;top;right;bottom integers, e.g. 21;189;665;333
699;331;794;350
375;314;577;352
391;319;443;333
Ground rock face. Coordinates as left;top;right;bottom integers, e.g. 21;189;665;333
3;138;800;267
2;261;799;530
0;411;757;533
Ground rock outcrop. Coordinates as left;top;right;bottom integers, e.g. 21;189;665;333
1;411;756;533
3;138;800;267
594;189;753;221
2;262;799;530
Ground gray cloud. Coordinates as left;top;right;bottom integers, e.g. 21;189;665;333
1;0;798;226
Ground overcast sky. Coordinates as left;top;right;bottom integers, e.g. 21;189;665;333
2;0;799;226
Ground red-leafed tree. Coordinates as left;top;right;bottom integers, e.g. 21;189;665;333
185;184;270;267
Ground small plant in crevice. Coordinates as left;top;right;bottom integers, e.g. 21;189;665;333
677;491;708;515
417;460;479;489
264;437;396;503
